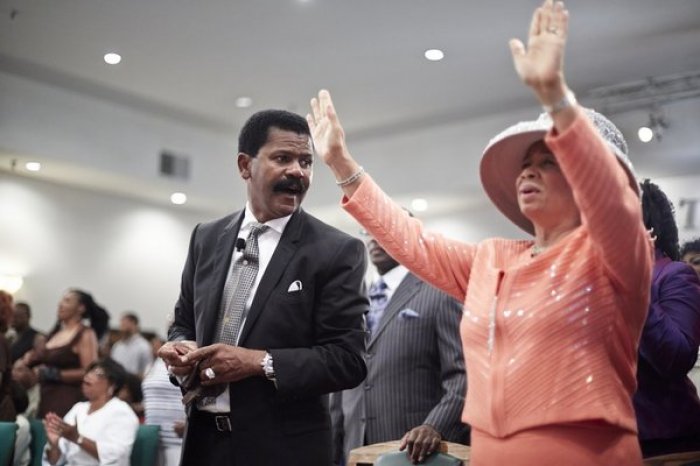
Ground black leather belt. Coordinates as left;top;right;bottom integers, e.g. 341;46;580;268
193;409;232;432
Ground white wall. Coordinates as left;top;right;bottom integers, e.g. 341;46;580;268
0;174;208;335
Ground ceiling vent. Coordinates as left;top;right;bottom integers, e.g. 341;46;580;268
159;151;190;180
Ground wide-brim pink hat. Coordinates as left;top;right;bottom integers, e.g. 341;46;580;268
479;109;638;235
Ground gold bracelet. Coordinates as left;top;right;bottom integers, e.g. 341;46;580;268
335;166;365;186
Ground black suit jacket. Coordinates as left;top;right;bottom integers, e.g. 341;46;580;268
170;208;368;465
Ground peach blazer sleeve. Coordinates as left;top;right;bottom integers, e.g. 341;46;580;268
545;114;652;325
343;179;476;302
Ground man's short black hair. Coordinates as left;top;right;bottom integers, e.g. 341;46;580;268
681;238;700;257
122;312;139;326
15;301;31;317
238;110;310;157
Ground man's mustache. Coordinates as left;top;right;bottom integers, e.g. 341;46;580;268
273;177;307;193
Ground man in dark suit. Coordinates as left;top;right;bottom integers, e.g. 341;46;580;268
159;110;368;466
332;229;468;464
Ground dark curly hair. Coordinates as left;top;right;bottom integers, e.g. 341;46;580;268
681;238;700;257
640;179;680;261
238;109;310;157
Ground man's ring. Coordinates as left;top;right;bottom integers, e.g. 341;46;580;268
547;26;558;34
204;367;216;380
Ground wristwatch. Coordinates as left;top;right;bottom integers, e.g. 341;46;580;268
260;352;275;381
76;435;84;447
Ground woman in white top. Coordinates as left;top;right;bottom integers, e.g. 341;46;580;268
43;359;139;466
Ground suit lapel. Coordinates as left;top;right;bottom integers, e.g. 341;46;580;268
238;209;305;345
203;211;244;345
367;273;421;349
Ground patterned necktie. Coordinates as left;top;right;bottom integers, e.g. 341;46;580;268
216;222;269;345
366;278;388;334
191;222;269;405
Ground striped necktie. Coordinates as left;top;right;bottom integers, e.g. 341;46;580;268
366;278;388;334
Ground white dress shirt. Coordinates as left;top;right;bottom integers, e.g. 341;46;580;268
377;265;409;303
200;204;292;413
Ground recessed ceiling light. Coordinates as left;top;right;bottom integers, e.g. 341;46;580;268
638;126;654;143
170;192;187;205
104;53;122;65
424;49;444;61
25;162;41;172
411;198;429;212
235;97;253;108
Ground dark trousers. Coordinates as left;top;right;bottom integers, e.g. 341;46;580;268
181;409;233;465
181;405;334;465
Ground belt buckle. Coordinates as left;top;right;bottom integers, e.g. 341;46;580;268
215;415;232;432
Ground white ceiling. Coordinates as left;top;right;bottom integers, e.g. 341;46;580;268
1;0;699;217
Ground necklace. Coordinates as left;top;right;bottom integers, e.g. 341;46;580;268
531;244;547;257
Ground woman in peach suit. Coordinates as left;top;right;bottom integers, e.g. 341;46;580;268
307;1;652;465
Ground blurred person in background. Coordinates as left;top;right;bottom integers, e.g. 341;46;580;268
12;359;40;418
111;313;152;378
143;329;185;466
12;380;31;466
681;238;700;280
0;290;16;421
18;289;102;418
634;180;700;457
682;238;700;394
117;372;145;421
43;358;138;466
10;302;46;364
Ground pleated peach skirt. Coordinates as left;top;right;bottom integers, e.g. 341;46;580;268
470;422;642;466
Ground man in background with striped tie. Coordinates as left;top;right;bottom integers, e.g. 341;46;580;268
159;109;368;466
331;226;468;465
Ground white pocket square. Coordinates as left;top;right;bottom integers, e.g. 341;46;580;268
287;280;303;292
398;308;420;319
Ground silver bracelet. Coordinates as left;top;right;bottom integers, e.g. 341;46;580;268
542;89;577;114
335;166;365;186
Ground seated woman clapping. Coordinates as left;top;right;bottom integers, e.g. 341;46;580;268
43;358;139;466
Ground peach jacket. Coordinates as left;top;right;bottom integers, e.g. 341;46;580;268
343;113;652;437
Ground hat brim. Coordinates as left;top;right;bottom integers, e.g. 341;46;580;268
480;128;547;235
479;117;639;236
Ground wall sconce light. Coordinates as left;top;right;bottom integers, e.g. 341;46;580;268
0;274;24;294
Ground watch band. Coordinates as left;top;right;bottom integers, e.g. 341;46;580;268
260;352;275;381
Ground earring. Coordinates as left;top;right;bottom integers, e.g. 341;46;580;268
647;227;657;244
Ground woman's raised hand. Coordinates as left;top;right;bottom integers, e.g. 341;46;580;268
307;90;348;166
308;90;364;194
509;0;570;105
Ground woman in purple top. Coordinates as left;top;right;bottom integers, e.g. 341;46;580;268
635;179;700;457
